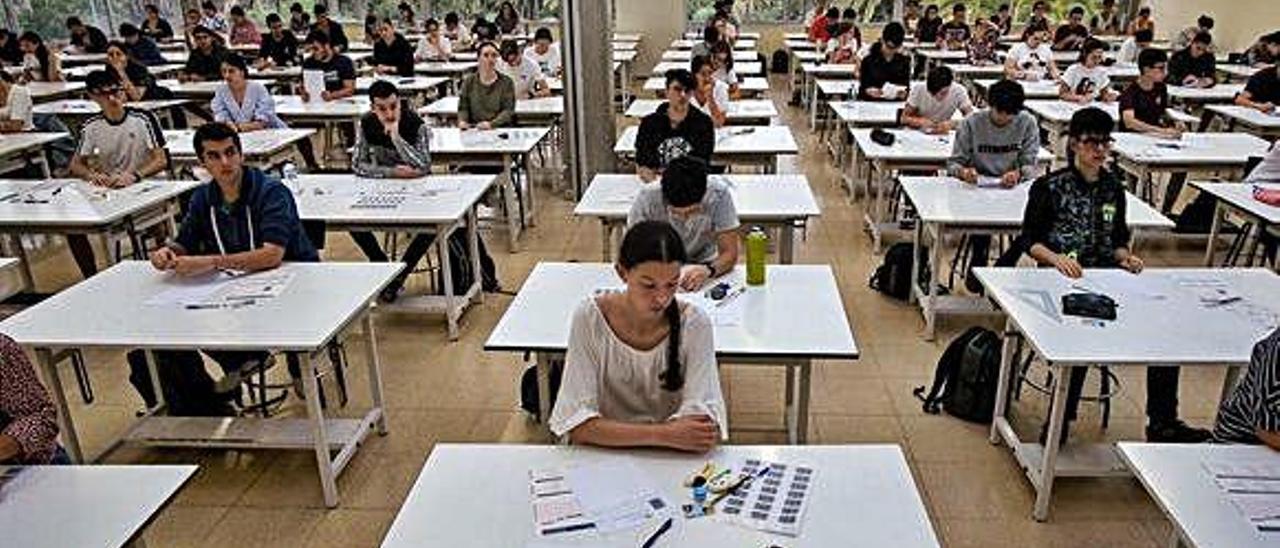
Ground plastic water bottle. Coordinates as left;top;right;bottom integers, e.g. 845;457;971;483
746;226;767;286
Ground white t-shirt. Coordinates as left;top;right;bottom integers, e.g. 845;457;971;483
713;66;739;86
548;295;728;440
0;84;34;131
75;108;165;174
524;44;561;76
1117;37;1141;65
1061;63;1112;100
1246;142;1280;183
497;56;544;99
691;79;731;120
906;82;973;123
1008;42;1054;79
414;35;452;61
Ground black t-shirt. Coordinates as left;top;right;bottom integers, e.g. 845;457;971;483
635;103;715;170
1053;24;1089;50
259;31;300;66
373;34;415;77
1167;49;1217;84
73;25;109;54
916;16;942;42
142;18;175;42
1244;67;1280;105
311;20;349;51
302;53;357;92
1118;81;1170;130
938;21;971;44
184;45;228;81
0;31;21;65
857;42;911;100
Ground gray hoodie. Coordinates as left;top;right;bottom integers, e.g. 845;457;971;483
946;109;1041;182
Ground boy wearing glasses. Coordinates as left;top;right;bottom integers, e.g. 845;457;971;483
1020;107;1209;444
66;69;167;278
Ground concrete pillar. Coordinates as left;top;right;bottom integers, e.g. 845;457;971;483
561;0;617;199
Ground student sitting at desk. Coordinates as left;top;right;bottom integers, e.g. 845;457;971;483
1244;31;1280;68
1060;38;1118;103
457;41;515;129
1026;0;1052;31
18;32;63;83
497;39;549;100
1052;6;1089;52
857;22;909;101
825;8;862;65
1214;327;1280;450
118;23;166;66
525;27;561;77
1171;14;1214;52
300;30;356;102
67;70;168;278
105;41;161;102
693;24;720;60
140;4;175;43
634;69;714;183
1005;23;1060;82
0;72;33;133
1245;141;1280;183
948;79;1040;291
228;6;261;46
257;13;300;69
1127;6;1155;37
1167;31;1217;89
989;3;1012;37
691;54;730;128
288;3;311;36
198;1;228;35
66;16;108;55
0;28;21;66
397;2;418;32
1234;60;1279;113
472;17;499;44
443;12;472;50
1116;28;1153;66
549;220;727;452
902;65;975;134
1021;107;1210;444
182;8;203;50
495;1;521;35
966;18;1001;66
914;5;942;44
146;122;316;414
937;3;971;51
627;157;739;291
213;54;319;169
1119;49;1183;138
371;17;416;77
0;334;60;464
709;41;739;93
310;3;349;53
415;18;453;62
182;25;229;82
1090;0;1123;36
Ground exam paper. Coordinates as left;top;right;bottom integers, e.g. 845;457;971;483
303;70;325;104
562;460;670;534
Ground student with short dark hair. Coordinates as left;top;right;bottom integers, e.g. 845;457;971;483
457;41;515;129
300;31;356;102
497;39;548;99
372;18;415;77
1245;30;1280;68
1117;28;1153;65
288;2;311;35
1027;0;1052;30
525;27;560;77
182;25;229;82
628;157;739;290
443;12;472;49
257;13;300;69
826;8;862;64
694;24;720;59
1214;327;1280;450
858;22;909;101
1021;107;1210;445
1235;61;1280;113
549;220;727;452
1090;0;1123;36
66;16;108;54
634;69;715;183
1118;49;1181;138
915;4;942;43
1172;14;1214;51
228;6;260;46
118;23;166;66
140;4;175;42
990;3;1012;36
1127;6;1155;36
1167;31;1217;88
902;65;975;133
0;29;21;66
310;3;349;52
199;0;228;34
1060;38;1117;103
416;18;453;62
1053;6;1089;51
1005;23;1060;81
398;2;417;31
937;3;971;50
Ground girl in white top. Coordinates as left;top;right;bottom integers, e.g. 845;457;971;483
0;72;33;133
549;221;727;452
1060;39;1117;103
710;41;740;95
691;54;730;127
414;18;452;62
1004;25;1060;82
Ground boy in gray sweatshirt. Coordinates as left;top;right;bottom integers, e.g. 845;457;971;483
946;79;1041;291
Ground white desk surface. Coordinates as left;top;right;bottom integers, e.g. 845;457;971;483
1025;99;1200;126
669;39;757;51
381;444;938;548
289;174;495;225
449;52;479;62
613;33;644;42
615;126;798;156
946;63;1007;78
661;49;756;62
153;79;245;97
273;95;370;118
413;61;478;75
0;261;402;351
686;30;762;40
246;65;302;80
792;50;826;63
24;81;87;100
1205;104;1280;129
1191;181;1280;224
815;79;858;96
829;101;962;125
613;50;638;63
785;39;818;51
32;98;188;116
164;128;316;159
61;63;183;81
799;63;860;77
1111;132;1272;166
0;133;70;157
575;173;820;221
901;176;1172;229
851;128;1054;164
0;464;197;548
0;179;200;228
485;262;859;359
975;78;1061;98
612;40;638;51
623;99;777;120
643;76;768;92
973;267;1280;365
1117;443;1279;548
651;61;762;77
918;49;968;61
1217;64;1262;80
428;127;552;155
419;96;564;117
1168;83;1246;103
355;75;450;92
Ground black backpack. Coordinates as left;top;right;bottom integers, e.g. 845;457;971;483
436;227;501;293
913;327;1002;423
1174;191;1218;234
870;242;927;300
770;49;790;74
519;361;563;419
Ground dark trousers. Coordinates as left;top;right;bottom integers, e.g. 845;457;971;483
66;234;98;278
969;235;991;268
126;349;301;416
350;231;437;292
1062;366;1180;424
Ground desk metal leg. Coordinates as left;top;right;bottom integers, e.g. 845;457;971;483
299;350;340;508
990;321;1019;444
1033;362;1071;521
600;221;612;262
924;224;944;341
37;347;84;463
501;153;522;252
438;224;460;341
1204;201;1224;266
523;152;537;228
363;313;388;435
796;361;811;444
467;207;484;305
909;218;924;306
8;233;35;292
779;222;795;264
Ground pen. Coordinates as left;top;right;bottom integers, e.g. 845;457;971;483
715;286;746;308
706;464;771;509
640;517;673;548
540;522;595;536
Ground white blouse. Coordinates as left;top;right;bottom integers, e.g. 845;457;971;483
549;294;728;441
691;79;731;119
0;85;34;131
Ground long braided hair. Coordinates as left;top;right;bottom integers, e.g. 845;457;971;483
618;220;689;391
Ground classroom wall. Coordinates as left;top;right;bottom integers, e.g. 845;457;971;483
615;0;687;73
1152;0;1280;53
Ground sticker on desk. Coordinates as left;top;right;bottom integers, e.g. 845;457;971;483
719;459;816;537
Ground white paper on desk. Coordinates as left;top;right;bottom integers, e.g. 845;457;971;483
1080;272;1172;301
562;460;669;534
1217;477;1280;494
1204;458;1280;480
680;290;746;326
143;270;238;307
303;70;325;103
1228;493;1280;522
975;175;1005;188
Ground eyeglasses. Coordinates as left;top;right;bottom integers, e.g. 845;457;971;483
1079;136;1114;149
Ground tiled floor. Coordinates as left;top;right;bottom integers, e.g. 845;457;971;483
30;75;1224;547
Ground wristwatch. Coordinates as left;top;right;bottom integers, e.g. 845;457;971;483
703;261;716;278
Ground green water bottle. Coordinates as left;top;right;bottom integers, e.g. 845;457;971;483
746;226;767;286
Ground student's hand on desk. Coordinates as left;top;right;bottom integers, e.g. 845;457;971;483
664;415;719;453
173;255;216;276
149;247;179;271
1119;255;1144;274
298;89;311;102
87;172;113;187
958;167;978;184
477;121;493;130
392;165;423;178
1258;102;1276;113
1000;171;1020;188
678;264;711;291
928;120;953;134
320;90;335;101
457;120;471;130
1051;254;1083;279
865;87;884;99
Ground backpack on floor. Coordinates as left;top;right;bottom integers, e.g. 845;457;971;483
519;361;564;420
770;49;790;73
913;327;1002;423
1173;191;1218;234
870;242;927;300
437;228;501;293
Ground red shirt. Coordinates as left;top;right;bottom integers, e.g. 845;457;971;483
809;15;831;43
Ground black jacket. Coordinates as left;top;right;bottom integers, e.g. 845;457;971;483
1021;166;1131;268
373;34;415;77
858;42;910;100
635;103;715;170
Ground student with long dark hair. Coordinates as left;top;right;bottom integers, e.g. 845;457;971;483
140;4;175;42
549;220;727;452
18;32;61;83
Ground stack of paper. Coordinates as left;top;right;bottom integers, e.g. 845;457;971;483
1203;458;1280;532
529;460;671;539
